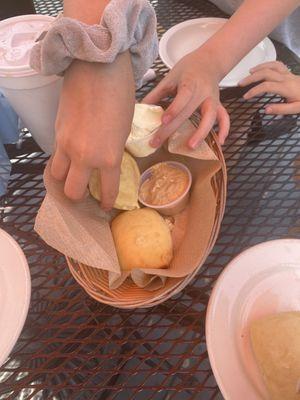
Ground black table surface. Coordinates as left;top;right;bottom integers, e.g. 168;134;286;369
1;0;300;399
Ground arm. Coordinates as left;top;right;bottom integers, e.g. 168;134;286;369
51;1;135;208
201;0;300;81
144;0;300;147
63;0;110;23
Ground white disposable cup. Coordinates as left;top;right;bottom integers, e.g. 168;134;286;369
0;15;62;154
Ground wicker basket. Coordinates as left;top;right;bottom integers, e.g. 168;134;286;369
67;130;227;309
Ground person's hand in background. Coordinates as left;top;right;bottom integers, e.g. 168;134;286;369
51;53;135;209
143;49;230;148
240;61;300;115
144;0;300;148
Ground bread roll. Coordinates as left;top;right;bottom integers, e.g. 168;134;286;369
125;104;164;157
111;208;173;271
250;311;300;400
89;151;140;210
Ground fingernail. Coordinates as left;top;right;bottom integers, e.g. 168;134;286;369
101;204;111;212
162;114;171;125
189;139;198;149
265;107;272;114
243;93;248;99
150;137;161;147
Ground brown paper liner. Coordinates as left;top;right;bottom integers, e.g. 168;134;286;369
35;120;227;307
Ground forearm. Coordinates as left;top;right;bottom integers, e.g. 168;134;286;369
63;0;110;24
199;0;300;81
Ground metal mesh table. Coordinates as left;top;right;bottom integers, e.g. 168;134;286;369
1;0;300;399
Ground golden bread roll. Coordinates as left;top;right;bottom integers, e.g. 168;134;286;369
250;311;300;400
89;151;140;210
111;208;173;271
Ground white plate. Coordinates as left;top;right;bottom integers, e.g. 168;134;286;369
0;228;31;367
159;18;276;87
206;239;300;400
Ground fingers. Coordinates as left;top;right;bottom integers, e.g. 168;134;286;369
51;140;121;208
100;167;121;210
243;81;286;100
150;87;197;147
188;97;217;149
51;148;70;181
265;101;300;115
216;105;230;145
161;84;194;125
142;77;175;105
151;102;195;147
250;61;289;74
64;162;91;201
51;150;120;209
239;68;283;87
51;145;91;202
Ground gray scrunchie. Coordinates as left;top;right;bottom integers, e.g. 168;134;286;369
30;0;158;88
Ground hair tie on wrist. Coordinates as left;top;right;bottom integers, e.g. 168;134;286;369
30;0;158;88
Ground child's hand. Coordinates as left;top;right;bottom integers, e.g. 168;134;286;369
239;61;300;114
143;50;230;148
51;52;135;209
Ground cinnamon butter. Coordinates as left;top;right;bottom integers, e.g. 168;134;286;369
140;163;189;205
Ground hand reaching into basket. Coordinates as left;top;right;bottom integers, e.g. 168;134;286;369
51;55;135;209
239;61;300;115
142;50;230;148
49;0;136;209
143;0;300;148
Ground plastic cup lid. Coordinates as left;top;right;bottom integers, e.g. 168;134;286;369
0;14;55;77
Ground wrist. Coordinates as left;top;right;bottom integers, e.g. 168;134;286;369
193;46;226;83
63;0;111;24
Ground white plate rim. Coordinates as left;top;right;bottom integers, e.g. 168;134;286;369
0;228;31;367
159;17;277;88
205;238;300;400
